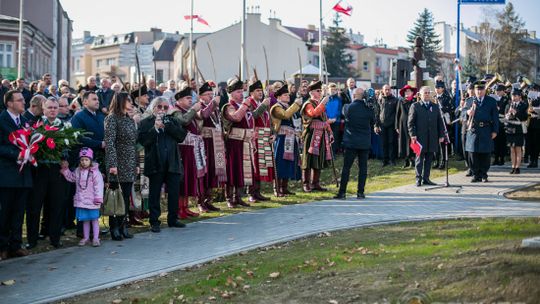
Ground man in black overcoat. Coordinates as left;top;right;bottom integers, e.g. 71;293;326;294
408;86;445;187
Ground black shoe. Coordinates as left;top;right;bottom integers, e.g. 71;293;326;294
423;179;437;186
515;168;520;174
38;234;46;240
111;227;123;241
25;242;37;250
402;160;410;169
356;193;366;199
465;170;473;177
150;225;161;233
482;177;489;183
50;241;63;249
168;220;186;228
471;177;481;183
333;193;346;199
382;162;389;167
527;162;538;168
510;168;515;174
438;162;446;170
432;161;440;169
416;180;422;187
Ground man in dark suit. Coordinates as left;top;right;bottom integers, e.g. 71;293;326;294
0;90;32;260
23;95;46;125
334;88;375;199
408;86;445;187
465;81;499;182
340;77;356;106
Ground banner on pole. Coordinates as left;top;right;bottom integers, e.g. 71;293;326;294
461;0;505;4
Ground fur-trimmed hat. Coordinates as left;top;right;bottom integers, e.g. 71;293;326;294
174;85;192;100
307;80;322;92
130;85;148;100
274;85;289;97
248;80;263;93
226;77;243;93
199;81;216;95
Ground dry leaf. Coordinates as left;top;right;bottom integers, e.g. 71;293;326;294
437;263;444;270
208;296;216;301
177;294;184;300
399;266;406;272
112;299;122;304
235;276;244;281
221;291;231;298
269;272;280;278
246;270;254;277
243;285;251;290
328;261;336;267
2;279;15;286
329;300;339;304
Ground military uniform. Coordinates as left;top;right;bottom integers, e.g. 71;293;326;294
434;82;455;169
465;82;499;182
527;96;540;168
493;86;509;165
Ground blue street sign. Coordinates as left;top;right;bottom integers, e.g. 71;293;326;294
461;0;505;4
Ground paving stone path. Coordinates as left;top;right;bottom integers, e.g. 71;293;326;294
1;166;539;303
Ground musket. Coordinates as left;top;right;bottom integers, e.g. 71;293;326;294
261;46;279;193
207;42;217;81
297;48;303;86
134;37;142;102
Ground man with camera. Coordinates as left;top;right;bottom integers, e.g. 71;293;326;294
138;97;187;232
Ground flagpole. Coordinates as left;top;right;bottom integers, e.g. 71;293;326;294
189;0;194;82
454;0;461;151
17;0;24;78
319;0;323;81
241;0;246;80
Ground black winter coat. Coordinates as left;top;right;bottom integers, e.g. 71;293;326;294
0;110;32;188
408;101;445;153
342;99;375;150
138;114;187;177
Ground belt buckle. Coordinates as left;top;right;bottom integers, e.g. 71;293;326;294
479;122;485;127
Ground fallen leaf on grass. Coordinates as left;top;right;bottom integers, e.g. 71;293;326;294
208;296;216;301
246;270;254;277
437;263;444;270
177;295;184;300
329;300;339;304
112;299;122;304
226;276;238;288
158;272;168;277
243;285;251;290
1;279;15;286
269;272;280;278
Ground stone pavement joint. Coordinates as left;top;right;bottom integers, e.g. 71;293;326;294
0;166;539;304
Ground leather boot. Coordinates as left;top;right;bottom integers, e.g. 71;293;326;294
274;179;284;197
203;189;221;211
197;196;209;213
129;211;144;226
311;169;327;191
235;187;250;207
184;197;199;217
254;181;270;201
302;169;311;192
282;179;295;195
119;216;133;239
248;184;258;202
402;159;410;169
226;186;237;208
177;197;189;219
109;216;123;241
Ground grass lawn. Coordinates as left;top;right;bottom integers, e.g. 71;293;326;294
64;217;540;304
27;157;467;254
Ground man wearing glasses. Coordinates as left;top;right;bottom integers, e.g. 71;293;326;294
0;91;32;260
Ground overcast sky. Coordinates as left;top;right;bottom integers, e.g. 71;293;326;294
60;0;539;48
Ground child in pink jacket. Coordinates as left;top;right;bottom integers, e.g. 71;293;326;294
61;147;104;247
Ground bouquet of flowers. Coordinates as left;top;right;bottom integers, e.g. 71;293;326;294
9;120;86;171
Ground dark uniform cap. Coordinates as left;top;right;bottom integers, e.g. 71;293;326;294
474;81;486;89
199;81;215;95
466;76;477;84
308;80;322;92
511;88;522;96
248;80;263;93
435;80;445;89
226;78;243;93
494;84;506;91
274;85;289;97
175;86;192;100
130;85;148;100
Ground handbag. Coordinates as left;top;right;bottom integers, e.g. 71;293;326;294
102;174;125;216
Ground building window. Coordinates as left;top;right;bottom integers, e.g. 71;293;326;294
75;58;81;72
0;42;15;68
363;61;369;71
96;59;103;67
156;69;164;83
106;58;116;66
375;57;381;68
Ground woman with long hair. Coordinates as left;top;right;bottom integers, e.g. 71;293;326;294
104;92;138;240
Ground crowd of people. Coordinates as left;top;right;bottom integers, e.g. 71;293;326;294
0;71;538;261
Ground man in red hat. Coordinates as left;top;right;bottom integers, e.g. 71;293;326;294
222;77;255;208
300;80;333;192
245;79;272;202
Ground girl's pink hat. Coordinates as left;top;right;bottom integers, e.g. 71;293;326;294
79;147;94;160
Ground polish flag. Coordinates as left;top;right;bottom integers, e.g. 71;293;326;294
184;15;198;20
333;0;353;16
196;16;209;26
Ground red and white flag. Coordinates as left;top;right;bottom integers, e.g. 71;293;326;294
184;15;210;26
333;0;353;16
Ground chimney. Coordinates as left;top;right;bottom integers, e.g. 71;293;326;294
269;17;282;28
530;30;536;39
307;24;316;31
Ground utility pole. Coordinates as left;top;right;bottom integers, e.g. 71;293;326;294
17;0;24;78
318;0;323;81
240;0;246;80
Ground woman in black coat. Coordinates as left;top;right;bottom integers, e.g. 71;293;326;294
396;85;417;168
138;97;187;232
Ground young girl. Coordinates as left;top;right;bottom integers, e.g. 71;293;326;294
61;147;104;247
